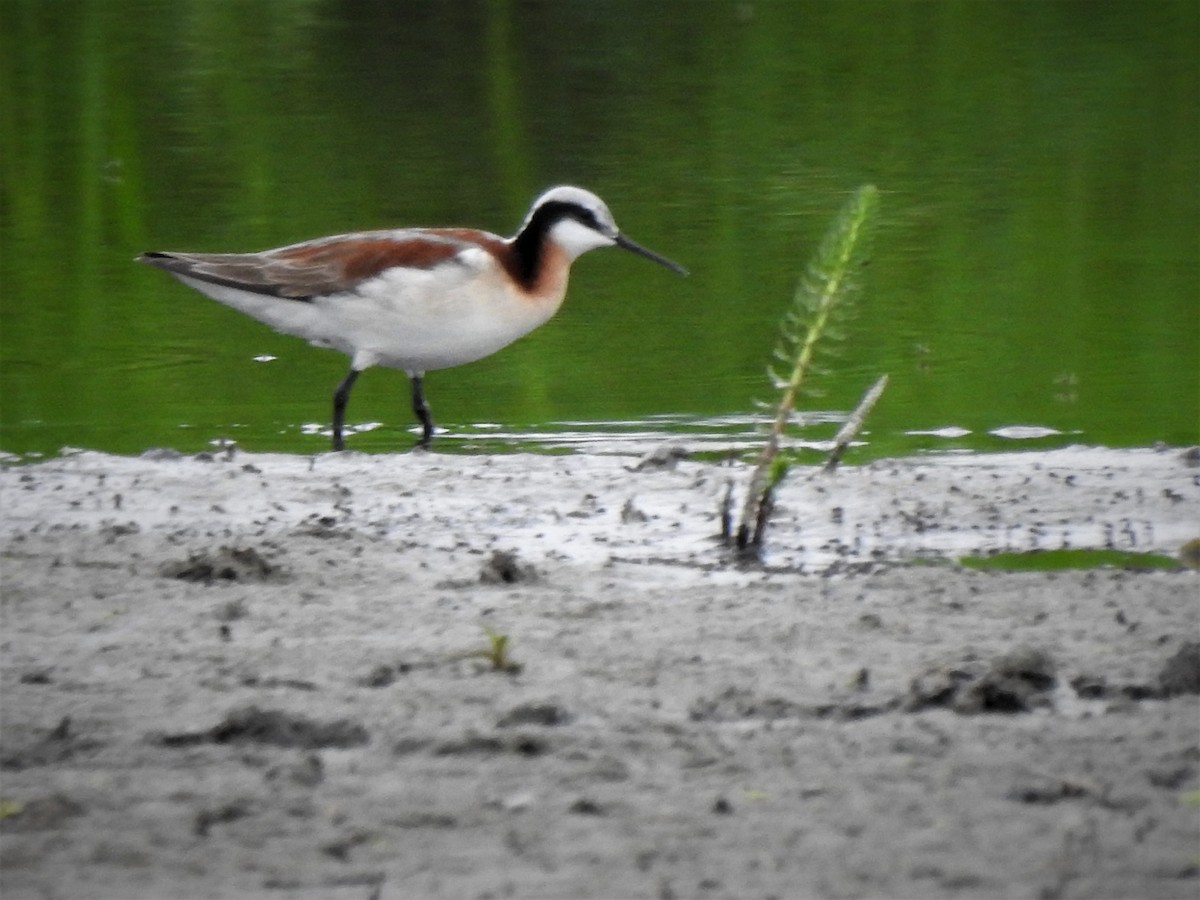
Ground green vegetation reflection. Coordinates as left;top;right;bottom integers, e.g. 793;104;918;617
1;1;1196;457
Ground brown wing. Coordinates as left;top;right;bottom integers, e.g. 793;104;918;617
138;229;487;300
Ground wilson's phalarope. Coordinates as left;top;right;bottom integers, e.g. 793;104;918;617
138;186;686;450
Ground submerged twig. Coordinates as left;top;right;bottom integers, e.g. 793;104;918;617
720;480;735;542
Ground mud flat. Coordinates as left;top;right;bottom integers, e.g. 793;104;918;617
1;444;1198;899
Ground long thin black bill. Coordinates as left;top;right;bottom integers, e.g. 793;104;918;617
615;233;688;276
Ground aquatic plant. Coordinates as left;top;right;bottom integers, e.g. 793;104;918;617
478;625;522;674
730;185;881;558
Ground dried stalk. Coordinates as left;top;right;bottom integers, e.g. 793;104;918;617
823;374;889;472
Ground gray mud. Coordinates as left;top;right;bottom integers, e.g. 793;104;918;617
1;445;1198;899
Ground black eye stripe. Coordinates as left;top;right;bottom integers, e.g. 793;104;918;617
533;200;603;230
575;208;601;228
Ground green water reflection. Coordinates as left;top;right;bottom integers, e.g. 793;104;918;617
2;1;1197;458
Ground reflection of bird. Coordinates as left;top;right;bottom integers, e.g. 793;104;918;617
138;186;686;450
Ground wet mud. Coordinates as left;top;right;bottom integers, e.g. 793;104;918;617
1;445;1197;899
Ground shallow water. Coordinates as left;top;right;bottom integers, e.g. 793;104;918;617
2;1;1197;459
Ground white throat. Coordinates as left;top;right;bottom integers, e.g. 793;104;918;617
547;217;616;261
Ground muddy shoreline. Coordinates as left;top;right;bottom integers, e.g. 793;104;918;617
1;445;1198;899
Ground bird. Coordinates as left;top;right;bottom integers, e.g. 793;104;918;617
137;185;687;451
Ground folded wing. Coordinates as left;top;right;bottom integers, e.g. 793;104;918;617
138;230;485;301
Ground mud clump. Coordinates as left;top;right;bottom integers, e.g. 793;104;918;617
157;706;368;750
357;662;415;687
1158;641;1200;697
480;550;539;585
905;645;1057;714
428;731;549;757
689;686;806;722
496;702;572;728
1;717;103;771
1067;642;1200;703
160;546;284;584
193;800;253;837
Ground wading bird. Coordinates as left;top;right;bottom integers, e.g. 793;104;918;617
138;186;687;450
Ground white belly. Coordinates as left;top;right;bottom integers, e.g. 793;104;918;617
176;264;567;374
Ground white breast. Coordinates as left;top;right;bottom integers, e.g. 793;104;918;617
177;250;568;375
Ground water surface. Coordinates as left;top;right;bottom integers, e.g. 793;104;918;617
2;1;1196;459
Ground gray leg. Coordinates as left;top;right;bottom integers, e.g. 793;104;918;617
332;367;360;451
410;375;434;448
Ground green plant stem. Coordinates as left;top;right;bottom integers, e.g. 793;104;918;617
737;185;878;553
